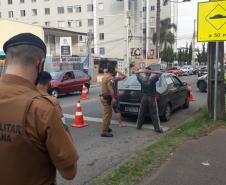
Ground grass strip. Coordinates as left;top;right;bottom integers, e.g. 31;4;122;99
90;109;226;185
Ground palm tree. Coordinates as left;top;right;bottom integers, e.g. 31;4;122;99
155;0;190;59
155;0;169;59
153;18;177;51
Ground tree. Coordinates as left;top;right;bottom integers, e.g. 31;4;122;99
188;42;193;64
197;43;207;65
161;46;175;66
156;0;191;59
153;18;177;52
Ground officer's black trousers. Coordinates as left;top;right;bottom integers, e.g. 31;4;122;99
136;95;161;131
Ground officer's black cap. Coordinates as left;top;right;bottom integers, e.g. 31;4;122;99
3;33;46;55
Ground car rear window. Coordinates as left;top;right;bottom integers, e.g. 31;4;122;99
124;75;140;86
123;75;167;93
51;71;62;80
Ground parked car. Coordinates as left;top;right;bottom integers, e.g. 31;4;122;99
181;66;193;75
49;70;90;98
197;66;208;77
166;66;183;76
118;73;190;121
192;66;199;75
197;68;226;93
196;74;208;92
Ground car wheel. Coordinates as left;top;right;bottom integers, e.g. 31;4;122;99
161;103;171;122
183;96;189;109
51;89;59;98
198;81;207;92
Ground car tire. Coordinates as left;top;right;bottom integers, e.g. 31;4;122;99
161;103;171;122
198;81;207;92
51;89;59;98
183;96;189;109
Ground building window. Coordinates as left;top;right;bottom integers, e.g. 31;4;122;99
8;11;13;18
57;7;64;14
99;18;104;26
20;0;24;3
99;47;105;55
91;48;94;54
75;20;82;27
88;19;93;26
75;5;81;13
32;9;37;16
143;28;146;34
45;8;50;15
79;35;83;41
31;0;36;2
45;21;50;27
150;27;155;33
58;21;65;28
151;6;155;11
150;17;155;23
99;33;104;40
98;2;104;10
68;20;73;28
20;10;26;17
87;4;93;12
8;0;12;4
67;6;73;13
80;46;84;53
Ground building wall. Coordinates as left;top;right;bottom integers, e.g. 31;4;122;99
0;0;176;60
0;20;44;51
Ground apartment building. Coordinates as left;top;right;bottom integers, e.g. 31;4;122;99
0;0;177;66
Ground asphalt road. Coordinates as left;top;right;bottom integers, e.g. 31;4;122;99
57;75;207;185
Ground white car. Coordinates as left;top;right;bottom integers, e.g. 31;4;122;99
181;66;193;76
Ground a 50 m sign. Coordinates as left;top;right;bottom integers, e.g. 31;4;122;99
197;0;226;42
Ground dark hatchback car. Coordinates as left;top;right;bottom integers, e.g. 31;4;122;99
50;70;90;98
118;73;190;121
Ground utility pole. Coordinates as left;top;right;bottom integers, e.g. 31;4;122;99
87;30;94;81
93;0;97;54
124;0;130;75
192;19;196;66
207;0;225;120
156;0;160;60
145;0;149;62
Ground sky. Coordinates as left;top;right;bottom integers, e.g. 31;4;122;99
177;0;207;49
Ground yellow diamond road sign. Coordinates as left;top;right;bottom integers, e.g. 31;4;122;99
198;1;226;42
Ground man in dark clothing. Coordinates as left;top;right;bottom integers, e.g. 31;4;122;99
112;69;127;127
136;69;163;133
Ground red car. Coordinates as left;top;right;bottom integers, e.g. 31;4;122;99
49;70;90;98
166;67;183;76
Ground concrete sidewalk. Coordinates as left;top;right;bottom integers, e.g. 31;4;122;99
138;128;226;185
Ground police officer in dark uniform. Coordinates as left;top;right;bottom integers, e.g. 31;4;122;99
136;69;163;133
0;33;79;185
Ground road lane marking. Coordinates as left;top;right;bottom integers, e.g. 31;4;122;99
61;98;98;108
63;113;169;131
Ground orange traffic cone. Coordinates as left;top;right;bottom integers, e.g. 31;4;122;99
71;101;88;128
187;84;194;101
81;84;88;100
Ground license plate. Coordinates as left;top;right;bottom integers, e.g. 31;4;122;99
125;107;139;113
